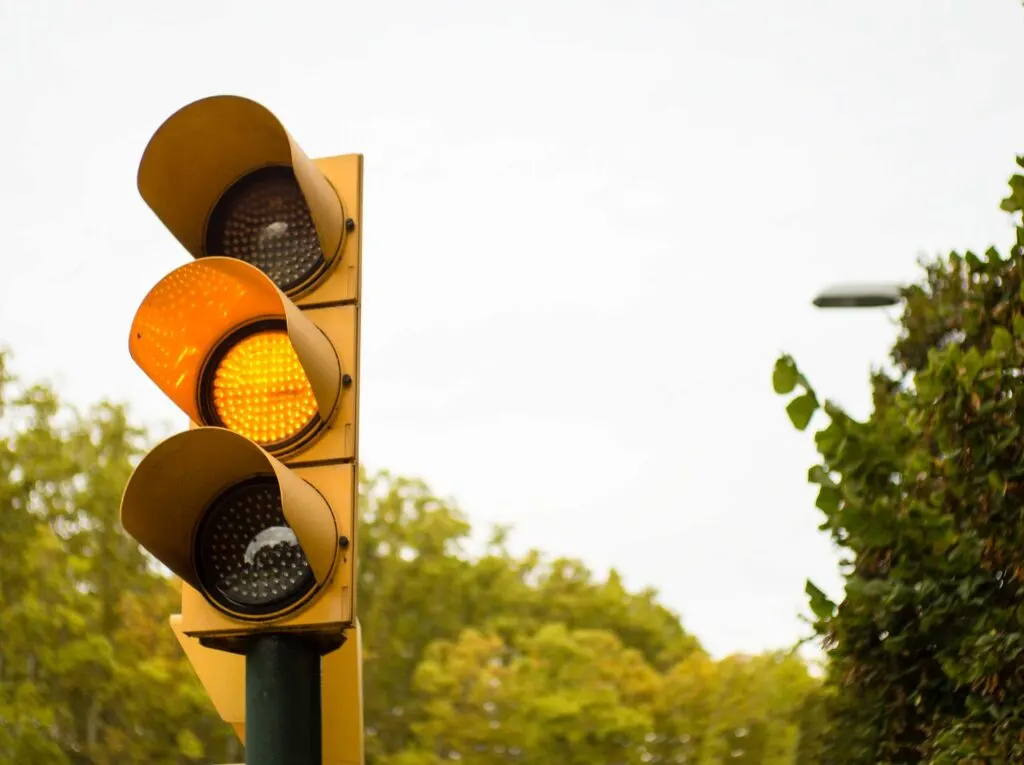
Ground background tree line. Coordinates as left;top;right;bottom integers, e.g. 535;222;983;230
0;351;825;763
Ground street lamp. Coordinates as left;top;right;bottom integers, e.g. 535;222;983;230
812;282;904;309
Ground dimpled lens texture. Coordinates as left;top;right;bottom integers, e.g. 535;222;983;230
197;480;313;611
211;330;318;447
208;167;325;292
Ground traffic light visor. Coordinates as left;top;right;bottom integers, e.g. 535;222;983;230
121;428;340;599
137;95;344;295
129;258;341;452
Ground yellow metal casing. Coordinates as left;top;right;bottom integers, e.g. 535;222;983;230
129;256;351;461
124;94;364;754
180;460;355;651
172;617;365;764
170;614;246;743
321;622;365;765
122;428;341;595
122;147;362;642
137;95;361;306
122;429;356;652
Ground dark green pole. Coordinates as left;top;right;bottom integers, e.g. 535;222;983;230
245;635;321;765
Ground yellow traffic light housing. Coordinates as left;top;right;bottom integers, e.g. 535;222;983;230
127;257;354;461
136;95;353;303
120;95;363;658
122;428;353;644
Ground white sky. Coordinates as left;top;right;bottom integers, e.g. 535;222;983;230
2;0;1023;660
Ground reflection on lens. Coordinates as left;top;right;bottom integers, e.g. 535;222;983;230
206;166;325;292
196;478;313;614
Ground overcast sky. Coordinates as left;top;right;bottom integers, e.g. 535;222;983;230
2;0;1023;659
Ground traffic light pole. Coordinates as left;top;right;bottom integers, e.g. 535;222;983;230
245;635;322;765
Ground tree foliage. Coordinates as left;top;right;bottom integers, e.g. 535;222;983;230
358;474;824;765
0;350;824;763
775;156;1024;762
0;354;241;764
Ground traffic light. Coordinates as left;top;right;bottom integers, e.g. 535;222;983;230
119;94;362;655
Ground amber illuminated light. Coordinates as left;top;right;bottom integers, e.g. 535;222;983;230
211;331;317;446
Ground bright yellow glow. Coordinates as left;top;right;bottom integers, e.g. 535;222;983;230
211;330;317;446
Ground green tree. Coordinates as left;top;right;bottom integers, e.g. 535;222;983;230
775;157;1024;762
356;470;702;763
375;626;824;765
652;651;822;765
0;352;239;764
0;346;823;764
390;624;661;765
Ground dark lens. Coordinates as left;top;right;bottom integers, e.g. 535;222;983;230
196;478;314;614
206;166;325;293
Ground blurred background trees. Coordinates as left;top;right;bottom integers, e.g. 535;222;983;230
0;358;240;764
775;158;1024;763
0;350;824;763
